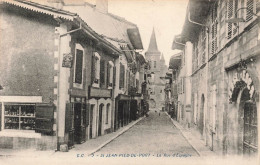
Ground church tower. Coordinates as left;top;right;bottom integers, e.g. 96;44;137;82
145;28;166;110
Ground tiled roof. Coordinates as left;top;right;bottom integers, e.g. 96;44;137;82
63;4;138;46
1;0;76;20
1;0;122;55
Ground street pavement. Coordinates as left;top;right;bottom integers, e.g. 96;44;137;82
95;111;199;157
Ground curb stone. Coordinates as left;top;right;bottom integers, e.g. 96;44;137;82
87;116;145;156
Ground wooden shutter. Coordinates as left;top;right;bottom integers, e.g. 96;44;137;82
35;103;55;135
65;103;73;133
91;55;96;84
100;59;105;86
113;66;116;89
227;0;233;39
85;103;90;126
119;63;124;89
0;103;1;131
107;63;110;87
75;49;83;84
246;0;254;22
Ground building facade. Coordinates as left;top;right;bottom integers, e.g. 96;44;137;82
171;0;260;158
0;0;145;151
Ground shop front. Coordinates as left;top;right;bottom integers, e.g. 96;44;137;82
0;96;56;150
115;94;130;131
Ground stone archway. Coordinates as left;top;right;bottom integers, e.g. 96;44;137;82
229;69;258;156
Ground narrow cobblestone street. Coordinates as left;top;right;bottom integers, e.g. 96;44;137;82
95;111;199;156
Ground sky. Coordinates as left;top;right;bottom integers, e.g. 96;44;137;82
86;0;189;66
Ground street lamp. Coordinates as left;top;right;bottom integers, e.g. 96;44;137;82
226;7;260;24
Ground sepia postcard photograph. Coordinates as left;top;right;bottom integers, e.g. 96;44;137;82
0;0;259;164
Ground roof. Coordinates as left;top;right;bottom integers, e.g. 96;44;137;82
147;28;160;53
169;52;183;70
63;3;143;50
172;0;215;49
1;0;76;20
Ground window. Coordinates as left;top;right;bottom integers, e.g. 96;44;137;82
107;61;114;88
100;59;105;87
211;85;217;132
245;0;255;22
211;1;218;56
106;104;110;124
4;104;35;130
154;61;156;68
226;0;239;40
92;52;100;87
74;44;84;88
119;63;125;89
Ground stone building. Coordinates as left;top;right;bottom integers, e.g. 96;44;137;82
171;0;260;157
145;28;168;111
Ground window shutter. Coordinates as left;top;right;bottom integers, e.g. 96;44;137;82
75;49;83;84
113;66;116;89
35;103;55;135
100;59;105;86
246;0;254;22
119;63;124;89
65;103;73;133
107;63;110;87
0;103;1;131
85;103;90;126
257;0;260;13
227;0;233;39
91;55;96;84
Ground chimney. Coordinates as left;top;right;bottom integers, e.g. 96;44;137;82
96;0;108;13
47;0;64;9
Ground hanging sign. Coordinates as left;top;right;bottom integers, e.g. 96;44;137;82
62;53;73;68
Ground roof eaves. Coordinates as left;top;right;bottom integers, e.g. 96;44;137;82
2;0;77;20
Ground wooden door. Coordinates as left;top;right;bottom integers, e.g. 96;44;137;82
243;101;258;156
74;103;82;143
98;104;103;136
89;105;94;139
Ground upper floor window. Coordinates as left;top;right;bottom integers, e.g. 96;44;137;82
107;61;114;88
211;1;218;56
74;44;84;88
92;52;100;88
119;63;125;89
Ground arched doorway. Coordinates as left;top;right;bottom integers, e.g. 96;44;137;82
230;69;258;156
199;94;205;136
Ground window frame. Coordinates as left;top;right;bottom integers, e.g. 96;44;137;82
92;52;100;88
73;44;84;89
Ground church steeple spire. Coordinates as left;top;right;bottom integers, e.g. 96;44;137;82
147;28;160;53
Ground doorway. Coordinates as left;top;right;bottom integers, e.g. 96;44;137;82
243;101;258;156
74;103;82;144
89;105;94;139
98;104;103;136
199;94;205;136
